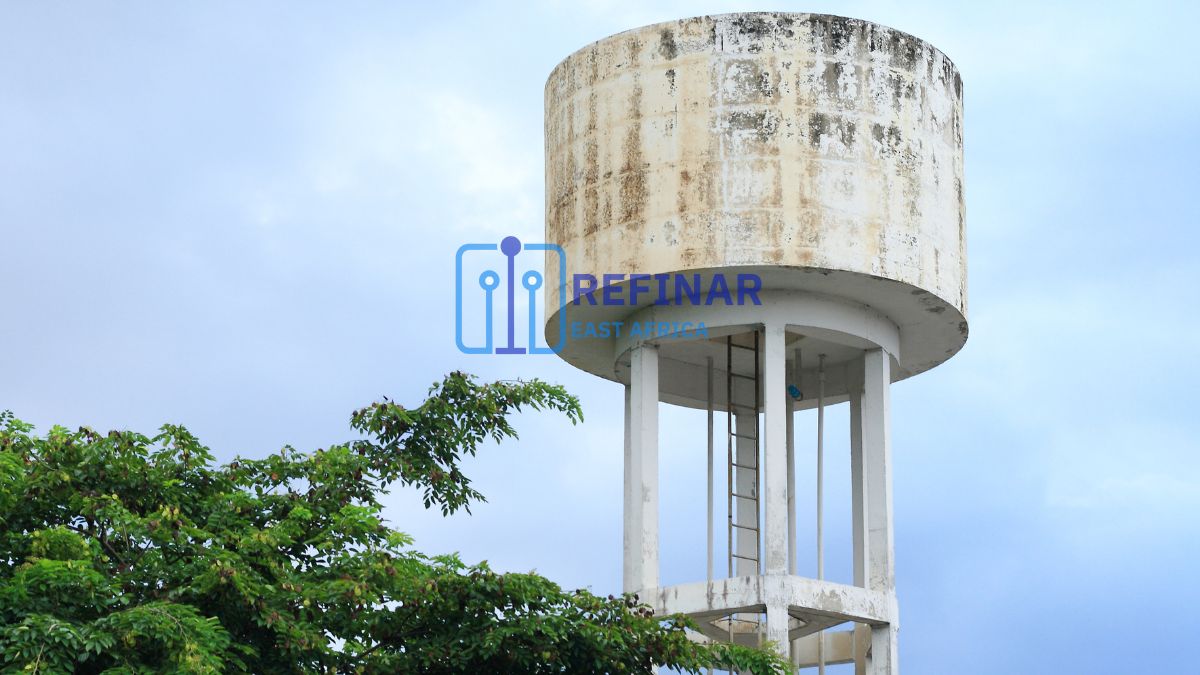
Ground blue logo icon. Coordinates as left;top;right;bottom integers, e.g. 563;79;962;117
455;236;566;355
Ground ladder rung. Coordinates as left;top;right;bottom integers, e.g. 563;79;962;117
728;342;758;351
730;553;760;562
731;432;757;441
730;372;757;380
731;491;758;500
731;461;758;470
730;522;759;531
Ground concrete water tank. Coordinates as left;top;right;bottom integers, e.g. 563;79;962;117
544;12;965;404
542;12;966;671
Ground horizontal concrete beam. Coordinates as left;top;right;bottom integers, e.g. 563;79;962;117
792;628;863;669
646;574;894;627
787;612;847;640
688;624;871;667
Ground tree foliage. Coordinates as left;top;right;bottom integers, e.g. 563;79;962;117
0;373;788;674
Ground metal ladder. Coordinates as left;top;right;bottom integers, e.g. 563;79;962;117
725;332;762;643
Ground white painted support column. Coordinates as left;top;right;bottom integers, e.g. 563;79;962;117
849;375;865;590
862;349;894;591
762;323;790;655
763;324;788;575
849;359;868;675
859;348;897;673
765;603;790;659
625;344;660;594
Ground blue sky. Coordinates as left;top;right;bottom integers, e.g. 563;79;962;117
2;1;1198;672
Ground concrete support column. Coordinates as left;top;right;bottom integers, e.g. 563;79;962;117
862;349;894;591
852;348;897;674
849;380;868;675
762;323;788;576
849;362;866;590
765;602;790;660
762;324;790;655
624;344;660;594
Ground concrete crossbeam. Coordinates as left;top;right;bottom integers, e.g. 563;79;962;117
646;575;894;627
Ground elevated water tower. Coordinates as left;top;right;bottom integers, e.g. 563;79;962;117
543;13;965;673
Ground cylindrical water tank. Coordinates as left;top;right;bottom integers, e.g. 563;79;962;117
544;12;966;387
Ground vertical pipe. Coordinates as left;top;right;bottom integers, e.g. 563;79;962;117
817;353;826;578
706;356;714;585
787;347;798;576
754;329;761;576
622;385;633;592
726;337;733;582
817;353;826;675
726;337;734;645
707;356;714;673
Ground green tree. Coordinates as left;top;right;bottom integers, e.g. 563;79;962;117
0;372;788;674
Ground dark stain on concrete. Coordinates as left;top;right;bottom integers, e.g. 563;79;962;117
871;123;902;154
658;29;678;60
823;62;842;96
728;109;779;143
888;32;919;70
732;14;773;41
814;15;857;53
809;112;856;149
619;82;647;226
776;15;796;38
677;169;691;216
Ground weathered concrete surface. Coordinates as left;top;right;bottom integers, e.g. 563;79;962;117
544;13;967;383
648;575;894;626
